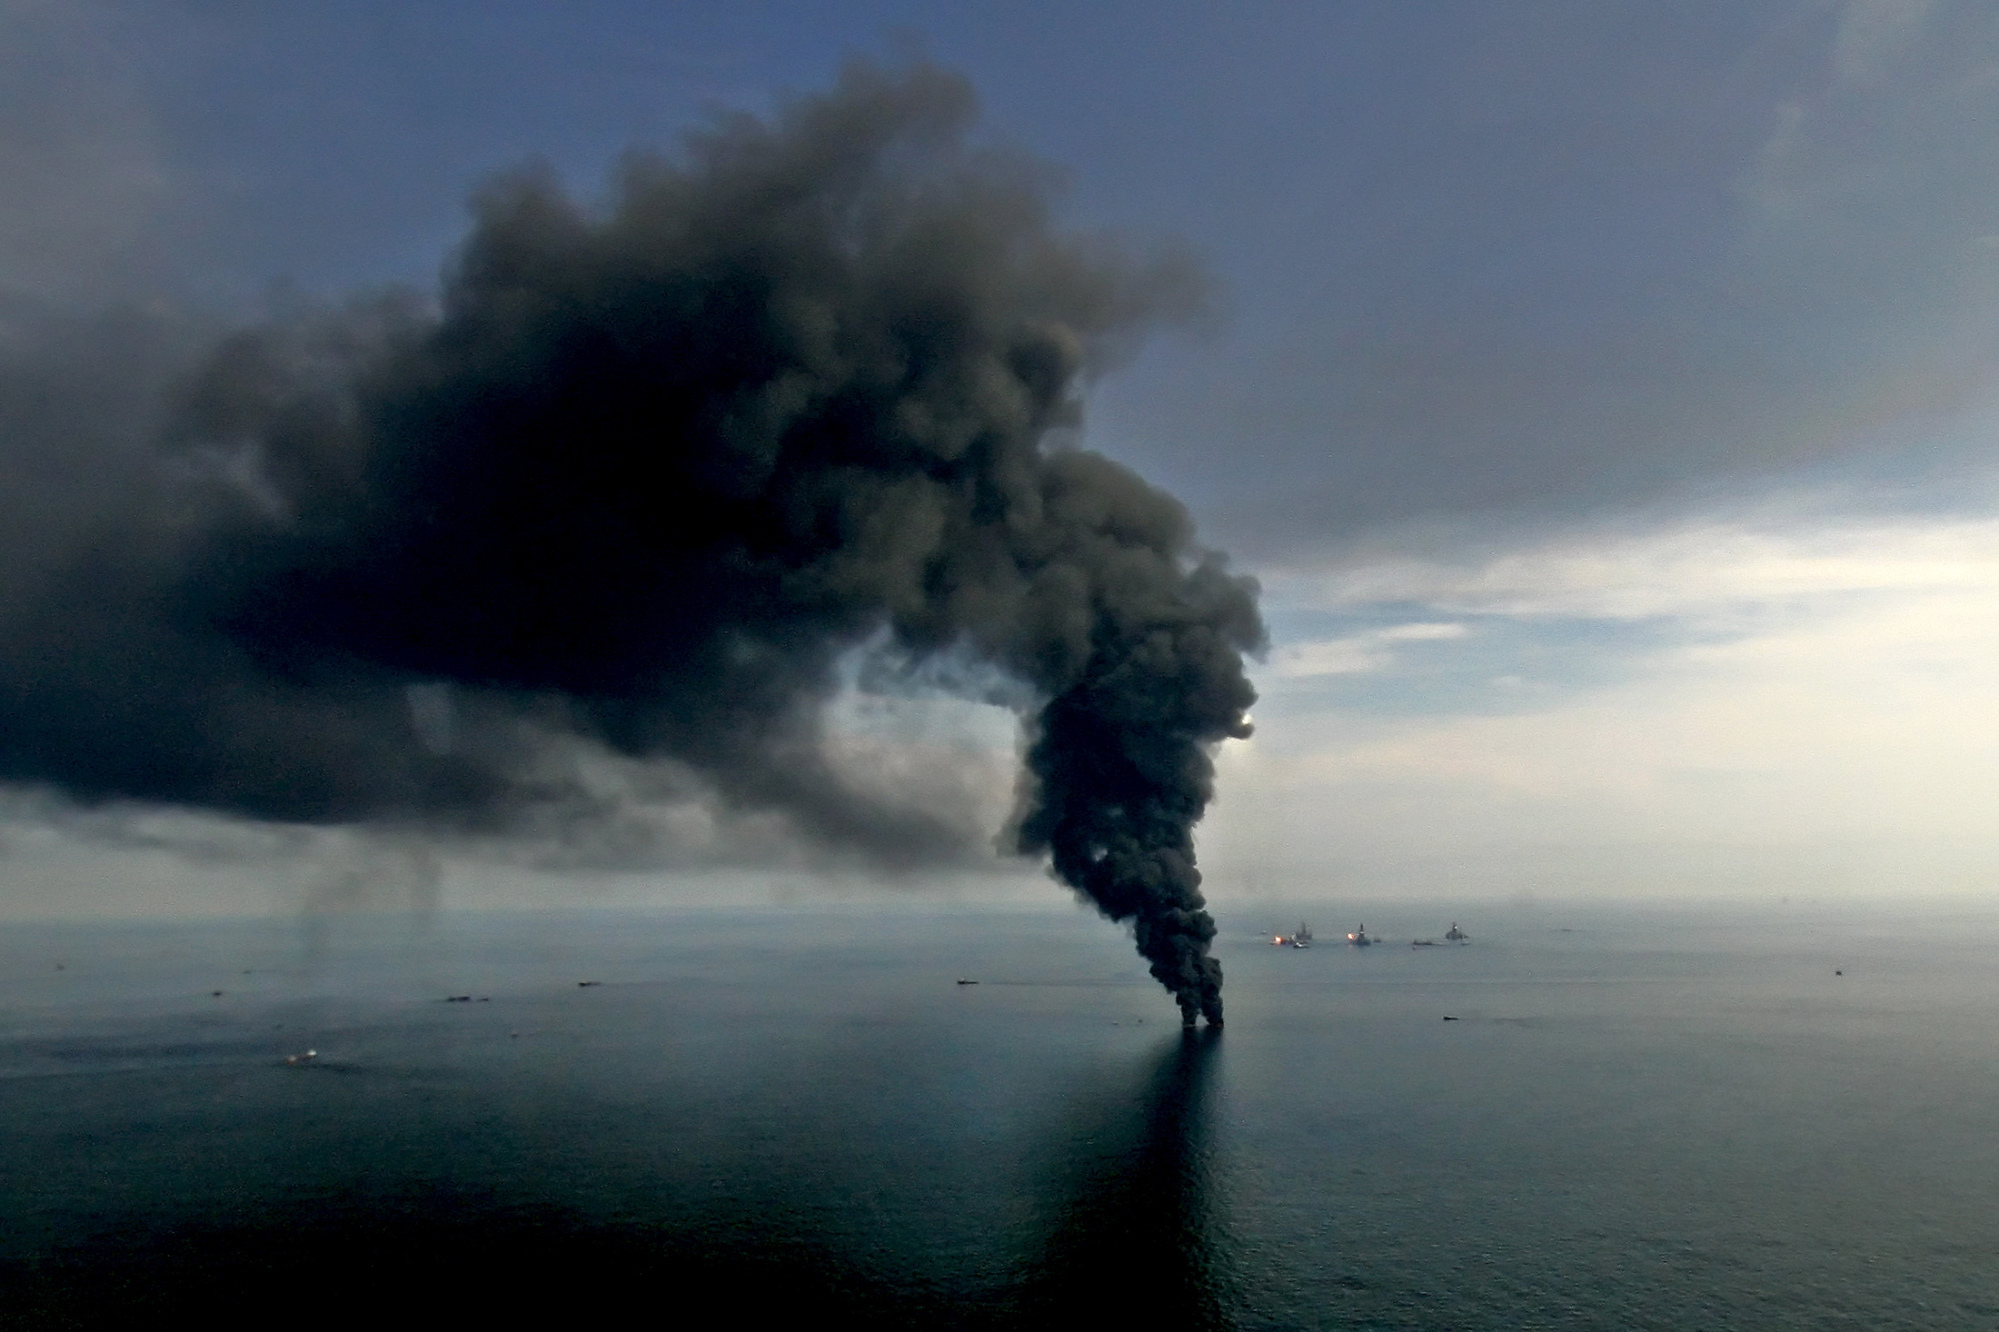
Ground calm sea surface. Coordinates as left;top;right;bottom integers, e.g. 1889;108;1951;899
2;898;1995;1328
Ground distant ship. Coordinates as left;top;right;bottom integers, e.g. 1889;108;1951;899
1347;924;1373;947
1445;922;1469;942
1270;923;1313;948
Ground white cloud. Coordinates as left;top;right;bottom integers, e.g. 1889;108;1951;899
1278;589;1999;841
1271;621;1467;678
1202;511;1999;898
1268;516;1999;623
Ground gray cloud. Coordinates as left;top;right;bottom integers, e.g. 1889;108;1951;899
0;0;187;303
1082;0;1999;560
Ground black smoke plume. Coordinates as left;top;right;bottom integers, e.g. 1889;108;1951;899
0;63;1261;1021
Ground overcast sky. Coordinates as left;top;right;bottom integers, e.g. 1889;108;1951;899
6;0;1998;915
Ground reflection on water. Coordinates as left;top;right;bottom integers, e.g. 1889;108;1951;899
1010;1028;1232;1329
0;1006;1235;1327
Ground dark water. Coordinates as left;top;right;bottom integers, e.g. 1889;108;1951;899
3;900;1996;1328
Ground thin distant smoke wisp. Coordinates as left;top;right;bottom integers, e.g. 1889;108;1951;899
0;62;1262;1019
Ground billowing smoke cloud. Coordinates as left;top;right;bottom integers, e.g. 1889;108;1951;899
0;62;1261;1020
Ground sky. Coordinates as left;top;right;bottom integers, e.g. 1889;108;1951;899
4;0;1998;915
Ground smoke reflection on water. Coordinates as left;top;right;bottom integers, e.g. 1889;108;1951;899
1007;1028;1232;1328
1;1024;1237;1328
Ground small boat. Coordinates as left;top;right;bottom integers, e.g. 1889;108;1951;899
956;978;978;985
1347;925;1373;947
1412;938;1438;947
1445;922;1468;942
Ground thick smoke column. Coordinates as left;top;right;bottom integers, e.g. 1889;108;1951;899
0;63;1261;1020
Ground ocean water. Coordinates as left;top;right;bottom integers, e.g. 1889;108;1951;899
2;898;1996;1329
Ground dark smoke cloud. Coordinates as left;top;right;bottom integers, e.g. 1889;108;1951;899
0;62;1261;1020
